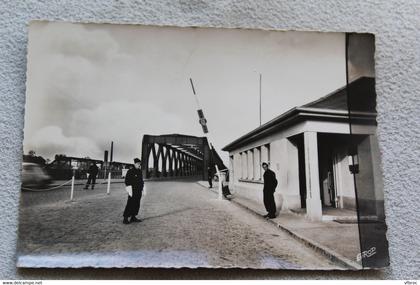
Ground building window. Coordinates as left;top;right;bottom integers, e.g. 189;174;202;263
255;146;261;180
241;151;247;179
238;146;269;182
248;149;254;180
238;152;244;179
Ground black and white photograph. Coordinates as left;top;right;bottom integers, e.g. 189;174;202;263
17;21;389;270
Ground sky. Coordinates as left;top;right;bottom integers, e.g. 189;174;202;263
24;21;348;164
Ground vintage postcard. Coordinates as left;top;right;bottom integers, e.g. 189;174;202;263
17;21;389;269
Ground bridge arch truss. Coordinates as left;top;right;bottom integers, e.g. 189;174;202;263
141;134;215;180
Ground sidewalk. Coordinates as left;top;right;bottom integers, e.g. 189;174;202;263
196;181;362;269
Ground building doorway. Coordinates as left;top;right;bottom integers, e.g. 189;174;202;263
289;134;307;209
318;134;338;208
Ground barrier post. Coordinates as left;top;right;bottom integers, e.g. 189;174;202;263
70;172;75;201
107;171;111;195
215;164;223;200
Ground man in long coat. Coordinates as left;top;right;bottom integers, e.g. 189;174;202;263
123;158;144;224
262;162;277;219
84;163;99;190
207;165;214;188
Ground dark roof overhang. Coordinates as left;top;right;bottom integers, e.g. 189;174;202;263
222;108;376;152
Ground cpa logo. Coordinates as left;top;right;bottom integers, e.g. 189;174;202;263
356;246;376;262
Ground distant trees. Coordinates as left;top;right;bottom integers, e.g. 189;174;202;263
23;150;47;165
55;154;67;160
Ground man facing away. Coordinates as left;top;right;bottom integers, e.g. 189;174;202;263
84;162;99;190
123;158;144;224
207;165;213;188
262;162;278;219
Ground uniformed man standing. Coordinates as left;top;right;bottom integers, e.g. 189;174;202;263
84;163;99;190
207;165;214;188
262;162;278;219
123;158;144;224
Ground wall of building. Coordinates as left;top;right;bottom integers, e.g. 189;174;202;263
354;135;382;216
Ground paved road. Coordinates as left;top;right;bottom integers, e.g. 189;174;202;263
17;180;339;269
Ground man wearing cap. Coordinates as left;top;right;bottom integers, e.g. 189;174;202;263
262;162;278;219
123;158;144;224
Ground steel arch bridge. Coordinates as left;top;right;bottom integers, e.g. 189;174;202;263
141;134;226;180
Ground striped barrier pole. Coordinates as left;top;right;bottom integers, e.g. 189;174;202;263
215;164;223;200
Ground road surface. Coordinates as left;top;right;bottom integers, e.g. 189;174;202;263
17;179;340;269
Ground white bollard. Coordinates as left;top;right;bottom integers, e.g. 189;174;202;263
70;175;75;201
215;165;223;200
107;172;111;195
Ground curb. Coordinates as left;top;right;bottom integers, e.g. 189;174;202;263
229;198;362;270
195;181;361;270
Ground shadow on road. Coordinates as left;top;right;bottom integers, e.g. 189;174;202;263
142;207;194;221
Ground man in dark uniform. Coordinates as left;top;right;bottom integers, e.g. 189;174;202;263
123;158;144;224
207;165;214;188
262;162;277;219
84;162;99;190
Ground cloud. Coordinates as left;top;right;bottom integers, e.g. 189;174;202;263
66;100;192;162
26;126;102;159
33;21;120;62
26;22;124;123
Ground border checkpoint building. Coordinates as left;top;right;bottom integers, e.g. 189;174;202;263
222;77;384;222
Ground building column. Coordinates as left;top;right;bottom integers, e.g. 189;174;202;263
304;132;322;221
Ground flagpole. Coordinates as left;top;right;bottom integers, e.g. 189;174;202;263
259;73;262;126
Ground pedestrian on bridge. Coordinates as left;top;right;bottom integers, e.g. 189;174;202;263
262;162;278;219
84;163;99;190
207;165;214;188
123;158;144;224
